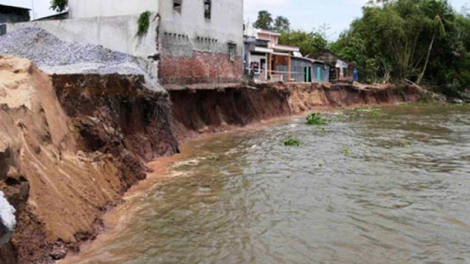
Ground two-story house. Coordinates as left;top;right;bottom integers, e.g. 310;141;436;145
244;25;329;83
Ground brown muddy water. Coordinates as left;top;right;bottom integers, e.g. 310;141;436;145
63;104;470;264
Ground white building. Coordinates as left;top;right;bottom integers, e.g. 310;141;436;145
68;0;244;86
6;0;245;87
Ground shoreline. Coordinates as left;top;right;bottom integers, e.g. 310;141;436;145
60;101;424;262
0;56;423;263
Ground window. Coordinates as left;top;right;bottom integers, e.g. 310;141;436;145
174;0;182;13
228;43;236;62
204;0;211;19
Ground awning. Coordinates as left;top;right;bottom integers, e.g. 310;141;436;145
272;52;290;57
253;47;273;54
273;45;300;52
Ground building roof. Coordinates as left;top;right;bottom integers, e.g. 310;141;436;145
273;44;300;52
258;29;281;36
0;4;30;11
0;0;30;10
317;49;355;67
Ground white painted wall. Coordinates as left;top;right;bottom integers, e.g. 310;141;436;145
62;0;243;56
68;0;158;18
6;14;159;58
159;0;244;55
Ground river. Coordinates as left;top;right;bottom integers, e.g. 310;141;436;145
63;104;470;264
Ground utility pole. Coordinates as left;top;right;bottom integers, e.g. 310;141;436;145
30;0;35;20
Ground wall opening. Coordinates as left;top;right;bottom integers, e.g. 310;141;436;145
204;0;211;19
173;0;182;13
228;42;236;62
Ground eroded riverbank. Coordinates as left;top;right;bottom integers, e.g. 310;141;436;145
62;104;470;264
0;56;422;263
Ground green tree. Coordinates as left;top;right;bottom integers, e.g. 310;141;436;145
274;16;290;32
253;10;273;30
51;0;68;12
279;30;327;57
417;0;451;84
331;0;470;96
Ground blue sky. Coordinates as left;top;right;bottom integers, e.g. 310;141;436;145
245;0;469;40
2;0;469;40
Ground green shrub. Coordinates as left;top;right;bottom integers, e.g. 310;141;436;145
137;11;152;36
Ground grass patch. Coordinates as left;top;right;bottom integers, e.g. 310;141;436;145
283;137;301;147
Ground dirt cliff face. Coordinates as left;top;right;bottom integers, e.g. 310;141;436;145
0;56;178;264
169;82;422;142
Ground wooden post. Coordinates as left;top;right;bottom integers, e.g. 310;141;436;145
267;53;271;79
287;56;292;82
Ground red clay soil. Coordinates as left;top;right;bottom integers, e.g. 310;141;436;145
0;55;422;264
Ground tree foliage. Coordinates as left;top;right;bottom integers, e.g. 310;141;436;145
253;10;274;30
50;0;68;12
274;16;291;32
279;30;327;57
252;10;327;57
330;0;470;96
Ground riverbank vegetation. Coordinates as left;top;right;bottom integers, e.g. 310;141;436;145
253;0;470;98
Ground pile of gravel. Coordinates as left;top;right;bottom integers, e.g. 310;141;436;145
0;27;163;92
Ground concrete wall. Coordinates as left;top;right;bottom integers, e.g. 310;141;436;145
68;0;158;18
159;0;243;56
6;14;159;58
158;0;244;85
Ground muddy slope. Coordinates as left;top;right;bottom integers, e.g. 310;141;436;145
0;56;178;264
170;83;422;142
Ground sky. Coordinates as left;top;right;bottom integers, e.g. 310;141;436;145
1;0;469;40
244;0;469;40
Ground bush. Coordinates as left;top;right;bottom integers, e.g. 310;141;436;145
137;11;152;36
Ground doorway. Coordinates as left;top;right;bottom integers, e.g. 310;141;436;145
304;67;312;82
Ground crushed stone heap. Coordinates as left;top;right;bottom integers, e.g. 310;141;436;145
0;27;162;91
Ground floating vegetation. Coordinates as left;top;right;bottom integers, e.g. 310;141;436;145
369;109;386;117
335;113;346;120
283;137;301;147
342;146;352;156
317;127;327;135
306;113;331;125
207;155;220;161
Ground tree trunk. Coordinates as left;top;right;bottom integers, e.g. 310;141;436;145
417;33;436;85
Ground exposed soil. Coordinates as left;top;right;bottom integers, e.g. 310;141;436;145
169;82;422;143
0;56;422;264
0;56;177;264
